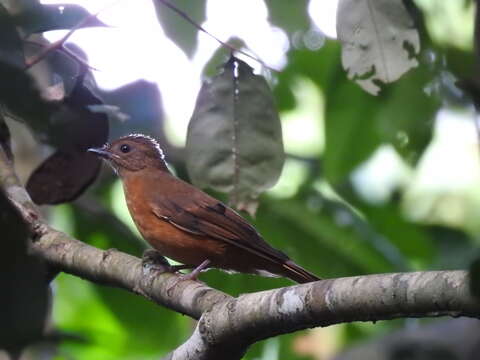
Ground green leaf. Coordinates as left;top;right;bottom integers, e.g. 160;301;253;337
153;0;206;57
274;42;382;183
429;226;475;270
324;79;382;184
54;273;190;359
69;205;146;257
360;203;434;266
265;0;310;35
336;0;420;94
186;56;284;214
256;196;396;277
14;3;108;34
200;36;246;78
95;286;190;357
376;65;440;162
277;41;437;182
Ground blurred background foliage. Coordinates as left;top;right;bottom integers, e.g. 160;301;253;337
1;0;480;359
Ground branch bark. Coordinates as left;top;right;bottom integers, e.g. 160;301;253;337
162;270;479;360
0;145;479;360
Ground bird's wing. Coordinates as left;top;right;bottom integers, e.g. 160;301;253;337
150;195;290;265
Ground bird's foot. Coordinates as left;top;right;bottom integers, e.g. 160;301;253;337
141;249;172;274
167;259;211;295
142;249;196;275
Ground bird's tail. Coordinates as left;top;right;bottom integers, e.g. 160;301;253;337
282;260;321;284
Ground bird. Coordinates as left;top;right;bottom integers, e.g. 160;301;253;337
88;134;320;284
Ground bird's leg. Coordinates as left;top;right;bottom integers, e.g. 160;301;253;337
167;259;212;293
179;259;212;281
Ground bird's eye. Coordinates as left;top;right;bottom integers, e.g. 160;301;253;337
120;144;131;153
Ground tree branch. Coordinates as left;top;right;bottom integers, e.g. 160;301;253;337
163;270;479;360
0;144;479;360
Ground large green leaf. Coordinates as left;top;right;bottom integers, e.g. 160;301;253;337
324;78;382;184
54;273;190;359
257;196;396;276
336;0;420;94
153;0;206;57
360;203;434;266
335;184;435;268
186;56;284;214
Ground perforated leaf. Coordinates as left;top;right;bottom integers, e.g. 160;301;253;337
336;0;420;94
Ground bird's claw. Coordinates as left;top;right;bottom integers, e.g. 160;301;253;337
166;259;211;295
166;272;202;295
141;249;171;274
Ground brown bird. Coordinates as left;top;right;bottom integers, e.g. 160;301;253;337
88;134;320;284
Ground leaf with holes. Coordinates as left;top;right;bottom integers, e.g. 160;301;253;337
186;56;284;215
336;0;420;94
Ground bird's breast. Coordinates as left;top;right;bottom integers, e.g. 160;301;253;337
121;175;226;266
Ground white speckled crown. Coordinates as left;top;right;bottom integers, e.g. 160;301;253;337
115;133;165;159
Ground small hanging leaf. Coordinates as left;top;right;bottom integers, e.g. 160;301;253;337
14;3;108;34
186;56;284;215
26;74;108;205
26;150;101;205
336;0;420;95
153;0;207;57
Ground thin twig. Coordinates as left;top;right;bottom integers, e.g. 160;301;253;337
24;40;98;71
24;0;119;69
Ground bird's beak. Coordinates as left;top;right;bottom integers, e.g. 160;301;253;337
87;147;112;159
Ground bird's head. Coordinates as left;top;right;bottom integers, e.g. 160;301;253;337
88;134;167;174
